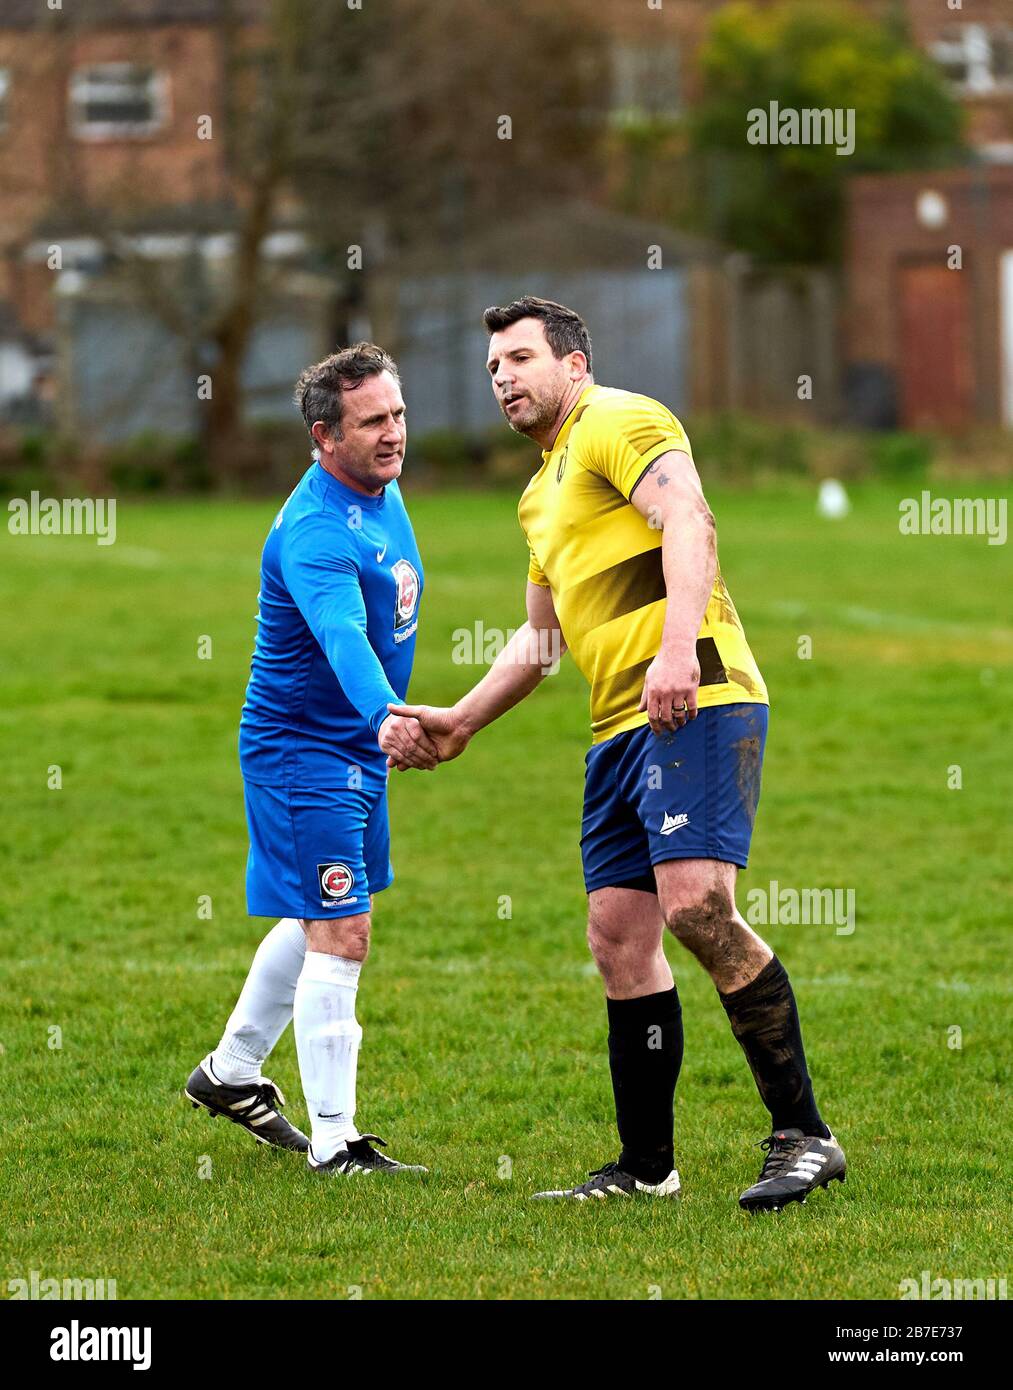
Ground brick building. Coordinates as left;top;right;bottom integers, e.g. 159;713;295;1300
0;2;254;335
845;168;1013;429
1;0;1011;431
592;0;1012;159
571;0;1013;431
840;2;1013;428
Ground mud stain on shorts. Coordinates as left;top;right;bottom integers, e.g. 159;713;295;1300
733;733;762;824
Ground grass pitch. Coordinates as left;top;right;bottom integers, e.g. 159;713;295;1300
1;479;1010;1300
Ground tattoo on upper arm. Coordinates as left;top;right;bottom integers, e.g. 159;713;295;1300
656;473;670;487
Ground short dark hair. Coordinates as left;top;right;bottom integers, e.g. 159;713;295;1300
294;342;400;442
482;296;592;374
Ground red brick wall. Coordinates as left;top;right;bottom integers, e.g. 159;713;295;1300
0;23;230;328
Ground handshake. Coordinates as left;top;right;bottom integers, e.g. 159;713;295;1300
377;702;472;772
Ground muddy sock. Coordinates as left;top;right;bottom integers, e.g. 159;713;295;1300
719;955;830;1138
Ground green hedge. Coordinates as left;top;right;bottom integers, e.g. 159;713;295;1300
3;415;1009;499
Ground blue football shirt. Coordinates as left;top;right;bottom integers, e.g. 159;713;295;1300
239;461;423;787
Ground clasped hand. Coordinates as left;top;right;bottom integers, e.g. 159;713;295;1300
377;703;472;772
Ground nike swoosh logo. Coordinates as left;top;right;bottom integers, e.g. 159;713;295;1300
376;545;387;562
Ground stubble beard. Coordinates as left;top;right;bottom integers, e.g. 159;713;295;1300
504;390;560;440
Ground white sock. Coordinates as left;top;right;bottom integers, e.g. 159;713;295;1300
294;950;363;1161
209;917;306;1085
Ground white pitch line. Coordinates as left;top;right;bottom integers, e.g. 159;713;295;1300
767;599;1012;643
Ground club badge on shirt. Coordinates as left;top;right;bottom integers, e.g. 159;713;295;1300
391;558;420;632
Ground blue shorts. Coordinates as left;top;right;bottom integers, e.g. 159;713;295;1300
243;781;392;919
580;704;768;895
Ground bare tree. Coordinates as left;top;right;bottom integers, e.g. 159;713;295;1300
5;0;606;475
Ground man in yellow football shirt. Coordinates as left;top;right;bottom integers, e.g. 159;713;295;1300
389;297;845;1209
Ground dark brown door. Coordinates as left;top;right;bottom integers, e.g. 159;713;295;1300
898;262;974;429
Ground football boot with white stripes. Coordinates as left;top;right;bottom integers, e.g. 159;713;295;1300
532;1160;681;1201
307;1133;428;1175
739;1128;846;1211
184;1061;309;1152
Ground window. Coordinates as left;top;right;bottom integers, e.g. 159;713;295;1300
69;64;169;139
611;42;681;124
0;69;10;133
931;24;1013;95
992;28;1013;87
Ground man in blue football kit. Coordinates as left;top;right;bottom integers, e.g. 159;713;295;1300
185;344;432;1176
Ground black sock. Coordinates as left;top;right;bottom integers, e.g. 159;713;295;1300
719;955;830;1138
607;986;683;1184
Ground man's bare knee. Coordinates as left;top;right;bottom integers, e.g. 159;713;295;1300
587;912;620;964
587;925;633;986
301;914;371;961
586;887;669;997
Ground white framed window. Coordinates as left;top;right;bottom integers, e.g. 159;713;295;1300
69;64;169;139
931;24;1013;96
0;69;10;133
611;41;681;124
